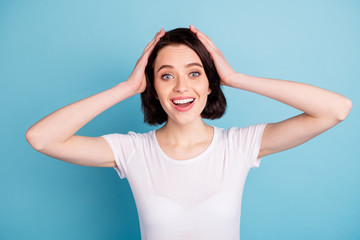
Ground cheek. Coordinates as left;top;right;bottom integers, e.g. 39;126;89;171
200;80;211;95
154;86;170;105
197;86;210;105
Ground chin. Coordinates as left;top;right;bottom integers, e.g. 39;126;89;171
162;101;207;126
167;114;203;126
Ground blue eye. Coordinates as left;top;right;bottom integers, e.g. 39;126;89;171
161;71;200;80
190;71;200;77
161;73;173;80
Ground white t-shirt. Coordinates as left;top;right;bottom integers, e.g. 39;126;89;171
101;123;267;240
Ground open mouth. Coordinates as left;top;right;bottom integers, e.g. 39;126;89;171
172;98;195;107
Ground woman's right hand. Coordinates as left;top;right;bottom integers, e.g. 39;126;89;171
126;27;165;95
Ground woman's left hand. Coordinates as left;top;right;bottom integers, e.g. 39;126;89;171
190;24;237;87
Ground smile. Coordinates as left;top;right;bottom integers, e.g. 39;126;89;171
170;98;195;112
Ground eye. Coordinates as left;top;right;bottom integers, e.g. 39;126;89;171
189;71;200;78
161;73;173;80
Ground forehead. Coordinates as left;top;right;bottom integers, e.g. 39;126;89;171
155;44;202;66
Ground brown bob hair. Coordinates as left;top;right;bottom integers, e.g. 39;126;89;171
141;27;227;125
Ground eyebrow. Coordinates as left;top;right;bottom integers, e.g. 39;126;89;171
157;62;203;73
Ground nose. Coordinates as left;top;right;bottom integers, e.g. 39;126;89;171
174;77;189;93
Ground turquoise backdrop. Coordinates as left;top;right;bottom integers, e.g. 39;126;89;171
1;0;359;239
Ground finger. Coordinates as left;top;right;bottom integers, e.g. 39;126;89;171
144;30;161;50
194;31;216;54
145;28;163;48
143;39;158;58
143;37;157;54
196;31;217;50
190;24;201;35
144;28;164;53
190;24;204;38
149;28;165;49
141;28;165;60
189;25;208;47
190;24;198;34
190;25;217;51
150;28;164;45
157;27;165;39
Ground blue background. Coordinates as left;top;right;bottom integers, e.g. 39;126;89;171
1;0;359;239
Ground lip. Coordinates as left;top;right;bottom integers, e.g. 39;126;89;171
170;97;196;112
170;96;196;101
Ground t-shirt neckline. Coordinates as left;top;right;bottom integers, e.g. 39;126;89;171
152;125;218;164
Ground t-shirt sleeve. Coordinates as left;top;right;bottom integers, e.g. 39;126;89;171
101;132;137;179
229;123;268;168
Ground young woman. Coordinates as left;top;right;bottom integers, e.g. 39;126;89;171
25;25;352;239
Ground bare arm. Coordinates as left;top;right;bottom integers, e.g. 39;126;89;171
25;28;165;167
190;24;352;158
230;73;352;158
25;82;135;167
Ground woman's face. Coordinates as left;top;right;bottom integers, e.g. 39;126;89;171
153;44;211;126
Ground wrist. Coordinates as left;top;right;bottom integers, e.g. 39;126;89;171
226;72;247;89
112;81;137;100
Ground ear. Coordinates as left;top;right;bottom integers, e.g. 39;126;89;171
208;88;212;95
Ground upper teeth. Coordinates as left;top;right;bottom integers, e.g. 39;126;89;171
172;98;194;104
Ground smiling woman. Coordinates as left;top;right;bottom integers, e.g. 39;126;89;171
142;28;227;125
153;44;212;125
25;26;352;240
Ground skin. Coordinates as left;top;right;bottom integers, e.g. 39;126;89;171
24;29;167;167
189;24;352;158
25;25;352;168
153;44;214;160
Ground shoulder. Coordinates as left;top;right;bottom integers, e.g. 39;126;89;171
214;123;268;140
228;123;267;132
101;129;154;145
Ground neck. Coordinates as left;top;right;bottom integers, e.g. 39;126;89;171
157;117;213;147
